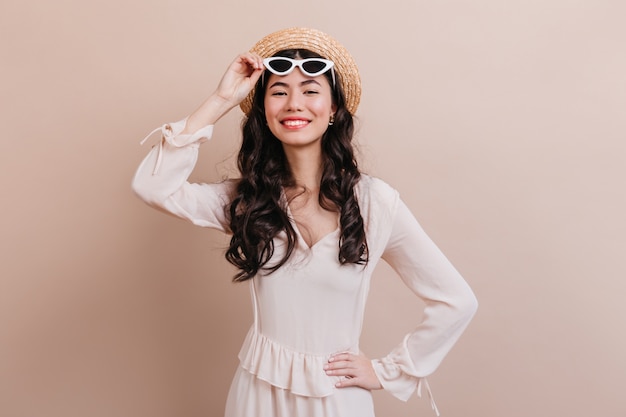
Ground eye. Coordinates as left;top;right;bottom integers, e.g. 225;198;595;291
304;90;319;95
271;91;287;96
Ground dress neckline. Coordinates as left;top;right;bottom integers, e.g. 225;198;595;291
283;193;340;250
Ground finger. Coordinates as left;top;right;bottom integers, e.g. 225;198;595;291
240;52;264;71
229;55;255;78
325;359;355;369
249;52;265;70
328;352;353;363
324;365;355;377
326;353;357;365
335;376;360;388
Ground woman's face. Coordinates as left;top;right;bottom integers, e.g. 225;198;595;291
263;68;336;151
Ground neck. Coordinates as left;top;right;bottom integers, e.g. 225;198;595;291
282;145;323;191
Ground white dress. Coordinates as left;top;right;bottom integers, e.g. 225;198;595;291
132;120;478;417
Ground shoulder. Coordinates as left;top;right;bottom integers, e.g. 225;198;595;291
355;175;402;255
356;174;400;205
355;174;400;221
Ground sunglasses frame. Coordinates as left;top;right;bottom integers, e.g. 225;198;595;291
262;57;336;87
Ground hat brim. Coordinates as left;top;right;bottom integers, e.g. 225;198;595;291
239;27;361;116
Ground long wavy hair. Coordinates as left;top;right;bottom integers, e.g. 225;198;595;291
225;49;368;282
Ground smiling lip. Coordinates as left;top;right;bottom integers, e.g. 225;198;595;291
281;118;310;129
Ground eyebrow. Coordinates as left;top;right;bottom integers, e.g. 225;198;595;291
268;79;322;89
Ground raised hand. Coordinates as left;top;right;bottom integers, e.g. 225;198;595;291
182;53;265;132
214;52;265;108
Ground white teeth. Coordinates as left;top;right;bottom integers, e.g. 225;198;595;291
283;120;308;127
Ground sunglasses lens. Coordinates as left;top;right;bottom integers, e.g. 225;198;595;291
267;58;293;73
301;60;327;74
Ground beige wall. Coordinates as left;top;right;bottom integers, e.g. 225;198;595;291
2;0;625;416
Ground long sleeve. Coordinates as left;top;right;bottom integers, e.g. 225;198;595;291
371;198;478;406
131;119;234;231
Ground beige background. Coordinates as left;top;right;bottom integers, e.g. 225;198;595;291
1;0;625;416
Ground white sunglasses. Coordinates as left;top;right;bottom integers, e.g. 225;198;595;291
262;57;336;87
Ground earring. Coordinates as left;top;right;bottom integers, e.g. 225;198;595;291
328;114;335;126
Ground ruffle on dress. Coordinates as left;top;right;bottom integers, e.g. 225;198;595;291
237;327;342;398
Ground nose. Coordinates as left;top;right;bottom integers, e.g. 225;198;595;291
285;93;303;112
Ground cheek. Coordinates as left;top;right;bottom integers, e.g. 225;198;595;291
263;96;274;116
262;99;281;136
263;93;288;119
310;96;334;115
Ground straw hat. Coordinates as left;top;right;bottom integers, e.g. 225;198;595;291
240;27;361;115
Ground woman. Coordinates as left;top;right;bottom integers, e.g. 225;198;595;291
133;27;477;417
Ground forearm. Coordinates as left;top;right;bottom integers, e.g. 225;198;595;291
182;94;236;134
375;198;478;401
182;52;264;134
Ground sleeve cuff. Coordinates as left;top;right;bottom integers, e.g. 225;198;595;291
371;357;419;401
139;119;214;176
372;359;441;415
163;119;214;147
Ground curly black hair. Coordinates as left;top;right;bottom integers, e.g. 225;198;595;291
225;49;368;282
